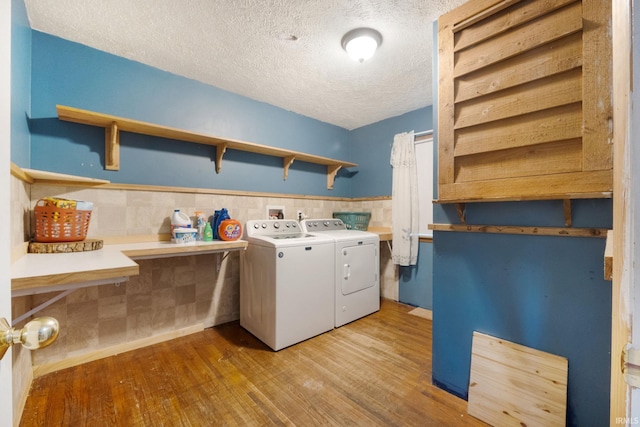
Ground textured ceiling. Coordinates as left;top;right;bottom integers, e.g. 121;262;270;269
24;0;466;130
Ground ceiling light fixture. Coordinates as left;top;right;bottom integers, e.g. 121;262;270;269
341;28;383;63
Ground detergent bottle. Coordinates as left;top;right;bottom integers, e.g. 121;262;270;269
219;219;243;241
203;222;213;241
171;209;191;242
211;208;230;240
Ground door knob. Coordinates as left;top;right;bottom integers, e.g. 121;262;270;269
0;316;59;360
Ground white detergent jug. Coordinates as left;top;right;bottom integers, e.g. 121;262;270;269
171;209;192;238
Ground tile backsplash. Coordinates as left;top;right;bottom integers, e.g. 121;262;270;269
29;185;391;238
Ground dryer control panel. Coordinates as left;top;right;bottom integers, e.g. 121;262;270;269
300;219;346;232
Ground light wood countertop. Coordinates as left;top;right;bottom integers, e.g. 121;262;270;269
367;227;433;243
11;239;247;296
368;227;392;241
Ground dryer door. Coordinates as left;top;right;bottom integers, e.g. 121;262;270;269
340;243;378;295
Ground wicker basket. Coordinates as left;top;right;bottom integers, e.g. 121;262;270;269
332;212;371;230
34;199;92;243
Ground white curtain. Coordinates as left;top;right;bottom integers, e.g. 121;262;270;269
390;131;419;266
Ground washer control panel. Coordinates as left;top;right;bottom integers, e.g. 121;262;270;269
245;219;302;237
300;218;347;232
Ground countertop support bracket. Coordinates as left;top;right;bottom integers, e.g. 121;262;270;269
12;288;76;325
216;251;232;273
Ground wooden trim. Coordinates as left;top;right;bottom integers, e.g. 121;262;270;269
11;242;28;264
429;223;608;238
438;170;613;202
454;103;582;157
21;168;110;185
604;230;613;281
11;264;140;291
454;2;583;78
452;0;519;35
454;69;582;129
454;0;577;50
437;13;456;187
351;195;392;202
433;191;612;204
12;164;377;202
96;182;355;201
99;234;171;245
32;324;204;378
582;0;613;171
14;366;33;427
10;162;34;183
116;240;247;259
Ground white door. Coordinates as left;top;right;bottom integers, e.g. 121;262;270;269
0;0;14;425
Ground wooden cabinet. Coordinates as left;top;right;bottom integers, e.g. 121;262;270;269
437;0;612;202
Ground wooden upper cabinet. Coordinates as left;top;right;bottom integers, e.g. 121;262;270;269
437;0;612;202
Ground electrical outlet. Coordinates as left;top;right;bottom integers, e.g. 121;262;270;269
297;210;304;220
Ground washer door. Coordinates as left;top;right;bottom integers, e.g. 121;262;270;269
340;243;377;295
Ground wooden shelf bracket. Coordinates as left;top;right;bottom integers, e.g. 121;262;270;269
456;203;466;224
327;164;342;190
215;143;227;174
563;199;572;227
105;121;120;171
283;155;296;181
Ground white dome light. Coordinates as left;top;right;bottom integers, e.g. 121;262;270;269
341;28;383;63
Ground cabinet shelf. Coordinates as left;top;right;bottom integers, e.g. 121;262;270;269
56;105;357;190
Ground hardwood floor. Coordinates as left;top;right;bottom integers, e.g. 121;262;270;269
20;300;487;426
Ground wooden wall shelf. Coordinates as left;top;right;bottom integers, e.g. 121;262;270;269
56;105;357;190
429;223;608;238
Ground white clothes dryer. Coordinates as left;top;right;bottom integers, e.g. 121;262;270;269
240;219;335;351
301;218;380;327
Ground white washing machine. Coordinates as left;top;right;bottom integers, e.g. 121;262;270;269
301;218;380;327
240;219;335;351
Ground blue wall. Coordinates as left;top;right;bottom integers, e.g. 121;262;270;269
431;201;612;426
350;107;434;309
29;32;352;197
350;107;432;198
398;242;433;309
10;0;30;167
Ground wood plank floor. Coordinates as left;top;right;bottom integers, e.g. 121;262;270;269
20;300;487;426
